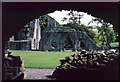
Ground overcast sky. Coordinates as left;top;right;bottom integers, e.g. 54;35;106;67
48;10;98;26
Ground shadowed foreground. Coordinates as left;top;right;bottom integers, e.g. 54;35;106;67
51;50;119;80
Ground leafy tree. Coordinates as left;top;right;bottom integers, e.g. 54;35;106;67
62;10;83;25
88;17;117;48
62;10;96;42
23;24;29;39
39;15;48;31
62;10;84;31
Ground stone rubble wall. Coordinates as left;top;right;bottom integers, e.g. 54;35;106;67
8;40;31;50
4;52;25;80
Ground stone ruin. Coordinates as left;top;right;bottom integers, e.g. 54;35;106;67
51;50;119;80
8;15;99;51
8;18;41;50
40;26;98;51
4;51;25;80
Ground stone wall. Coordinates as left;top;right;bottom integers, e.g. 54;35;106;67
39;27;99;51
8;15;99;51
8;40;30;50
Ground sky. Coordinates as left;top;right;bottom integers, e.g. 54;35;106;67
48;10;98;26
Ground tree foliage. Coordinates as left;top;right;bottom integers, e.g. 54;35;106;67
23;24;29;39
89;17;117;48
39;15;48;31
62;10;96;42
62;10;83;25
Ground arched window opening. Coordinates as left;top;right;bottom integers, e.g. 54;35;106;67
64;37;73;50
51;40;57;49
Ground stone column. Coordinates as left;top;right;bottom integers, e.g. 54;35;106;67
78;41;81;51
73;41;77;52
59;42;64;52
57;42;59;51
39;42;43;51
76;40;80;51
44;42;48;52
44;46;48;52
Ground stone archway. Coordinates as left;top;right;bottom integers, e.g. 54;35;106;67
2;2;119;80
64;37;73;50
51;40;57;49
42;32;61;51
2;2;119;47
49;37;59;51
59;32;77;52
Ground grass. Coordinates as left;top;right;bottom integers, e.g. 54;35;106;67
10;50;76;68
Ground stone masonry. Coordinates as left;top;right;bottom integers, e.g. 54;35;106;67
8;15;99;51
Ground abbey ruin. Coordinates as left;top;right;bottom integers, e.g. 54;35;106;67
8;15;99;51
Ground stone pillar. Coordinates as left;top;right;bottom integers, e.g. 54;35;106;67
39;42;43;51
76;40;80;51
57;42;59;51
28;40;31;50
73;41;77;52
78;41;81;51
44;42;48;52
59;42;64;52
44;46;48;52
89;43;93;51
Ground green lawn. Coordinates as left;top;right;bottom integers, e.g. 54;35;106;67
10;50;76;68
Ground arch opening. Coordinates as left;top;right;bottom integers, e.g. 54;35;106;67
3;3;119;80
51;39;57;50
64;36;73;51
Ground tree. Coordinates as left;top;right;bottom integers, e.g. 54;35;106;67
39;15;48;31
62;10;83;25
88;17;117;49
62;10;84;31
23;24;29;39
62;10;96;42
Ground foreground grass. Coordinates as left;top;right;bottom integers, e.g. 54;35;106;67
11;50;75;68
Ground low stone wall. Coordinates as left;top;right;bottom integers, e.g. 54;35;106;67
8;40;30;50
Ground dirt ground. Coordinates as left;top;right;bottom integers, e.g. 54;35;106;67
24;68;55;80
